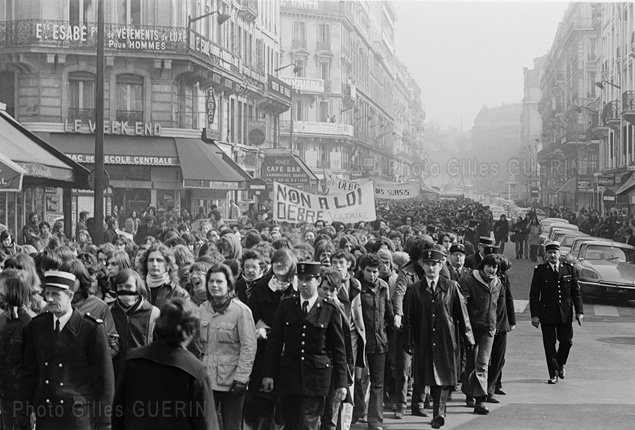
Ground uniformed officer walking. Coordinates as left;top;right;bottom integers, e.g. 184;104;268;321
262;262;348;430
529;241;584;384
19;271;115;430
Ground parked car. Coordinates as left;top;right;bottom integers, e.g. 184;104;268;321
565;236;611;263
575;241;635;300
557;231;590;257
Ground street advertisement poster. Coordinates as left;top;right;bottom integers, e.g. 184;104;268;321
273;181;376;224
374;180;421;200
324;171;371;194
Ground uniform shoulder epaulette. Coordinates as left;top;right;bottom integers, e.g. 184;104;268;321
321;298;338;309
83;312;104;324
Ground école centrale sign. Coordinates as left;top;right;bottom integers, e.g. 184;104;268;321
64;119;162;136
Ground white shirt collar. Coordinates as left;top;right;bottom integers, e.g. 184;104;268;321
426;277;440;290
54;309;73;332
301;294;319;313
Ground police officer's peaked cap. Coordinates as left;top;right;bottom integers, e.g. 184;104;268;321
297;262;322;277
421;249;446;263
478;237;498;248
449;243;466;254
545;240;561;252
44;271;76;290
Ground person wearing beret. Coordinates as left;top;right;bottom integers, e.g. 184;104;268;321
18;271;115;430
262;262;348;430
529;241;584;384
403;245;474;429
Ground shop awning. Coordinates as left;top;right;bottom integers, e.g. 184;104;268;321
261;151;318;185
555;177;577;193
0;111;89;188
175;138;247;190
0;152;27;192
44;134;179;166
615;175;635;195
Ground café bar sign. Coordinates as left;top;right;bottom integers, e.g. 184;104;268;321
64;119;162;136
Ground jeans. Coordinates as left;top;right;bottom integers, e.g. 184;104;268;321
213;390;246;430
392;329;412;411
487;332;507;395
462;329;496;400
366;352;386;429
515;239;525;258
530;245;538;262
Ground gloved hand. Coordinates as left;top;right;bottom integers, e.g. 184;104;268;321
230;380;248;395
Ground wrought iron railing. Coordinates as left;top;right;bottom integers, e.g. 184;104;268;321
623;90;635;112
602;100;620;124
116;110;143;123
68;107;95;122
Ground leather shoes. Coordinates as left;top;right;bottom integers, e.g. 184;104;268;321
411;407;429;417
431;415;446;429
486;394;500;404
473;404;490;415
558;366;566;379
494;388;507;395
465;397;475;407
394;408;404;419
548;376;558;384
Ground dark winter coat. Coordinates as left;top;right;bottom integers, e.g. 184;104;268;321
529;262;583;324
403;276;474;387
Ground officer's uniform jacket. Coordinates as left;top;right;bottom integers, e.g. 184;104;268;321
263;296;348;396
20;309;115;430
447;263;471;283
529;261;584;324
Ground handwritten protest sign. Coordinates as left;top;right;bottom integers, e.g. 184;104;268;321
373;180;420;200
324;171;371;194
273;181;376;223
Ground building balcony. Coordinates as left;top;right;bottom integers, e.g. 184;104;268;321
237;0;258;22
280;120;354;137
602;100;620;130
0;20;257;84
316;41;331;52
292;38;307;49
116;110;143;124
68;107;95;123
622;90;635;126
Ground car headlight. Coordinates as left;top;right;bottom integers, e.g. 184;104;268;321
579;268;600;280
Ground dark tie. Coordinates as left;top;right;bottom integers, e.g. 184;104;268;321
553;265;558;275
302;300;309;318
430;281;435;292
55;319;60;336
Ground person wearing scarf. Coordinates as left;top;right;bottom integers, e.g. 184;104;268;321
459;253;501;415
199;263;256;430
140;243;190;309
235;249;265;304
244;248;298;430
110;268;160;383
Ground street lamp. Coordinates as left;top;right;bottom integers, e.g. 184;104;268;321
188;11;231;27
275;63;301;150
595;80;621;90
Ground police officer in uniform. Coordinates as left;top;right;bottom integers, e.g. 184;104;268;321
19;271;115;430
529;241;584;384
262;262;348;430
447;243;471;282
465;237;498;270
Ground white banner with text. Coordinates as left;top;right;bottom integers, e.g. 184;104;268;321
273;181;376;223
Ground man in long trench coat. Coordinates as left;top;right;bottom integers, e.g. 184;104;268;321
403;246;475;429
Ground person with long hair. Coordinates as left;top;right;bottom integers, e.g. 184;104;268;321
60;259;119;357
1;231;21;256
245;248;298;430
112;298;219;430
110;268;160;381
139;243;190;308
527;216;541;262
199;263;257;430
0;270;36;429
3;253;45;314
459;254;502;415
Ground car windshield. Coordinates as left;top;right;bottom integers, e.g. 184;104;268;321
584;245;635;263
562;236;579;246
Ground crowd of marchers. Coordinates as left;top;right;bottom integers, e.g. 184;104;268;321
0;197;593;430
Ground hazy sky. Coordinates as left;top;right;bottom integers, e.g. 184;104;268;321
392;0;569;130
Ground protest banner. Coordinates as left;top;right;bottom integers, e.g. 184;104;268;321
273;181;376;223
373;180;421;200
324;171;370;193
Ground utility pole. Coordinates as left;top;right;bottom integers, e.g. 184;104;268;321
93;0;105;244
